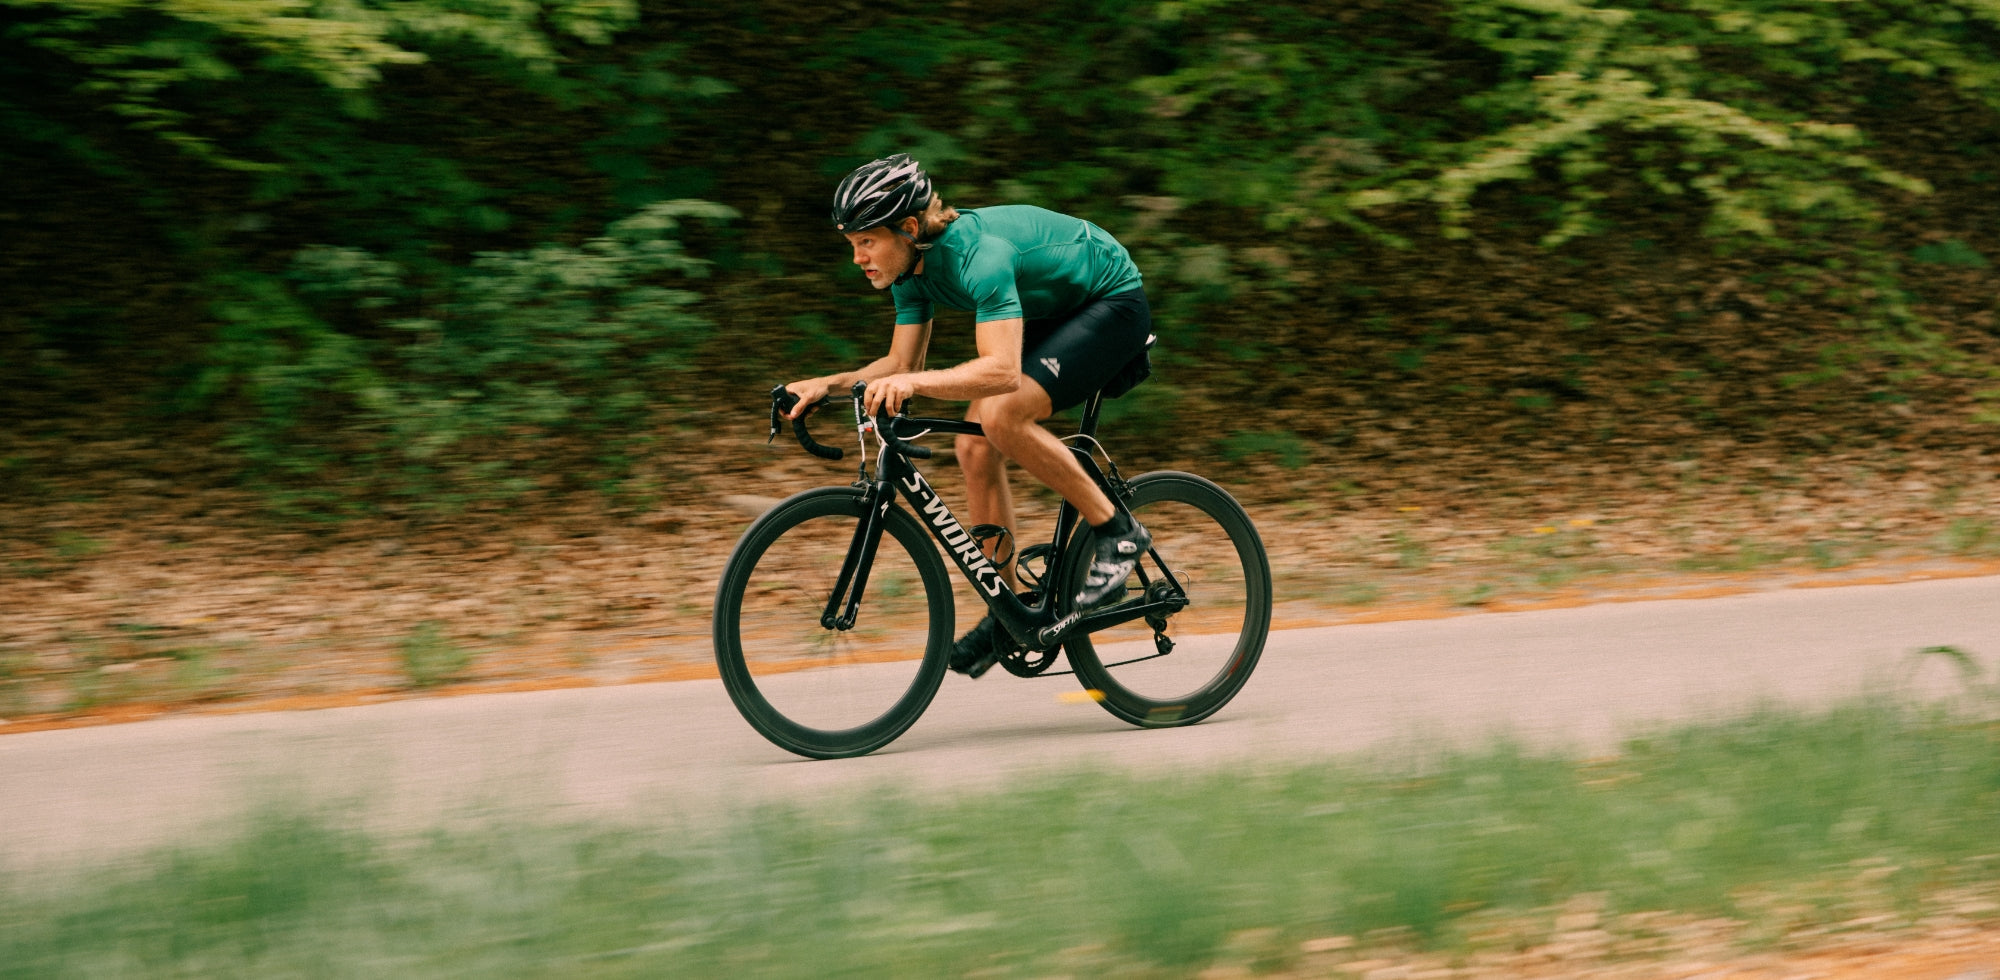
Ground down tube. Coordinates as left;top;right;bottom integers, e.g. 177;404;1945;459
886;462;1043;637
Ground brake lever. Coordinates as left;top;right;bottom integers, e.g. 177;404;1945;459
769;384;802;443
846;381;932;460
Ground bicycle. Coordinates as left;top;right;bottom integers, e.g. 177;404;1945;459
712;380;1273;759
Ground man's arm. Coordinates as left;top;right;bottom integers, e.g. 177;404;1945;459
783;320;933;418
861;317;1022;416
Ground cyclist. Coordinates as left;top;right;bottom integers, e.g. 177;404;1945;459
781;153;1153;677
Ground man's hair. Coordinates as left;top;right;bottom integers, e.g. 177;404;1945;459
915;196;961;244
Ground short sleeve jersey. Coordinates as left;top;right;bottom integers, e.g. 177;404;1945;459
890;205;1143;326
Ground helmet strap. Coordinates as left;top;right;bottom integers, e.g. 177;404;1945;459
891;222;927;284
892;223;933;251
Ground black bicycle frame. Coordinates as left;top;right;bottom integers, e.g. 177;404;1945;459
815;392;1187;653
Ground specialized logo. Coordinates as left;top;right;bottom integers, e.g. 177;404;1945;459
1040;356;1061;377
900;473;1005;596
1038;611;1083;646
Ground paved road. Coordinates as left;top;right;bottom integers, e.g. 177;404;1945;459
2;575;1994;869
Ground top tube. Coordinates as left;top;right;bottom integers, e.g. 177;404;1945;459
773;382;1105;462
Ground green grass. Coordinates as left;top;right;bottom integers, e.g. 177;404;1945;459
1674;539;1790;573
50;530;104;561
1449;581;1498;606
161;645;236;700
0;648;27;718
1332;579;1385;606
1805;537;1868;569
1943;517;1998;556
1667;536;1881;574
1672;538;1793;573
398;620;471;688
1221;429;1311;469
1390;530;1430;570
1488;525;1624;589
4;697;2000;977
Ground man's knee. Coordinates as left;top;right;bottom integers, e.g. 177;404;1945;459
981;390;1046;436
956;433;1002;472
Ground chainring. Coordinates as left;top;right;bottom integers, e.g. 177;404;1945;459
1000;643;1061;677
997;588;1061;677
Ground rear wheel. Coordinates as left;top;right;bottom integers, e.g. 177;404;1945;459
713;487;953;759
1062;471;1271;727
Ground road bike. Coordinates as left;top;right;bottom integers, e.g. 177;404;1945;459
712;380;1272;759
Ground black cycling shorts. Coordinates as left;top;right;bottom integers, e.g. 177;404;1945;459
1020;286;1153;413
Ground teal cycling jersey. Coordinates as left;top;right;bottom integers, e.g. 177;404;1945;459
891;205;1143;326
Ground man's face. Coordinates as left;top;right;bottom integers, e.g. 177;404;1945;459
844;221;917;290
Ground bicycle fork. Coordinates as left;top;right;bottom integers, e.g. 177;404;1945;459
819;482;893;631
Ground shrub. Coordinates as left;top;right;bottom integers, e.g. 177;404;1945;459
189;200;734;515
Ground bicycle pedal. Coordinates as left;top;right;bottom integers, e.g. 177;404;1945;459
963;648;1004;679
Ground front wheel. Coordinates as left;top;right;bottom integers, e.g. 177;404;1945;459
713;487;954;759
1062;471;1272;728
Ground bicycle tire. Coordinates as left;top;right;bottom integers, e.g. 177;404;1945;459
713;486;954;759
1062;471;1272;728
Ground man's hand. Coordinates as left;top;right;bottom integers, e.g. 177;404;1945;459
862;374;919;417
780;378;831;420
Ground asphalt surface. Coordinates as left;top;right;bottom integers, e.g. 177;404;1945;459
2;574;1994;870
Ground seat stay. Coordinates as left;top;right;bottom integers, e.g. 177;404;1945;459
1140;543;1188;600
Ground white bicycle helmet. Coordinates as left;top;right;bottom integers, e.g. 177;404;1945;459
831;154;934;235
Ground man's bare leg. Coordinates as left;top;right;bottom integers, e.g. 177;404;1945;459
957;399;1021;591
950;379;1134;672
976;379;1116;527
983;378;1146;608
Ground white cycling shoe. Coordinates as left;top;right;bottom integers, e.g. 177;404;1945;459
1074;520;1150;609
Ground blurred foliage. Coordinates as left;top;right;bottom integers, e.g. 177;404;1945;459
1;0;635;165
5;0;2000;510
1362;0;1948;244
195;201;732;515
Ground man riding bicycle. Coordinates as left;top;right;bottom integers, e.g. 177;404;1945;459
781;153;1154;678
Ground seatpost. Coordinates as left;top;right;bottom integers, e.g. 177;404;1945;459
1078;390;1105;439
